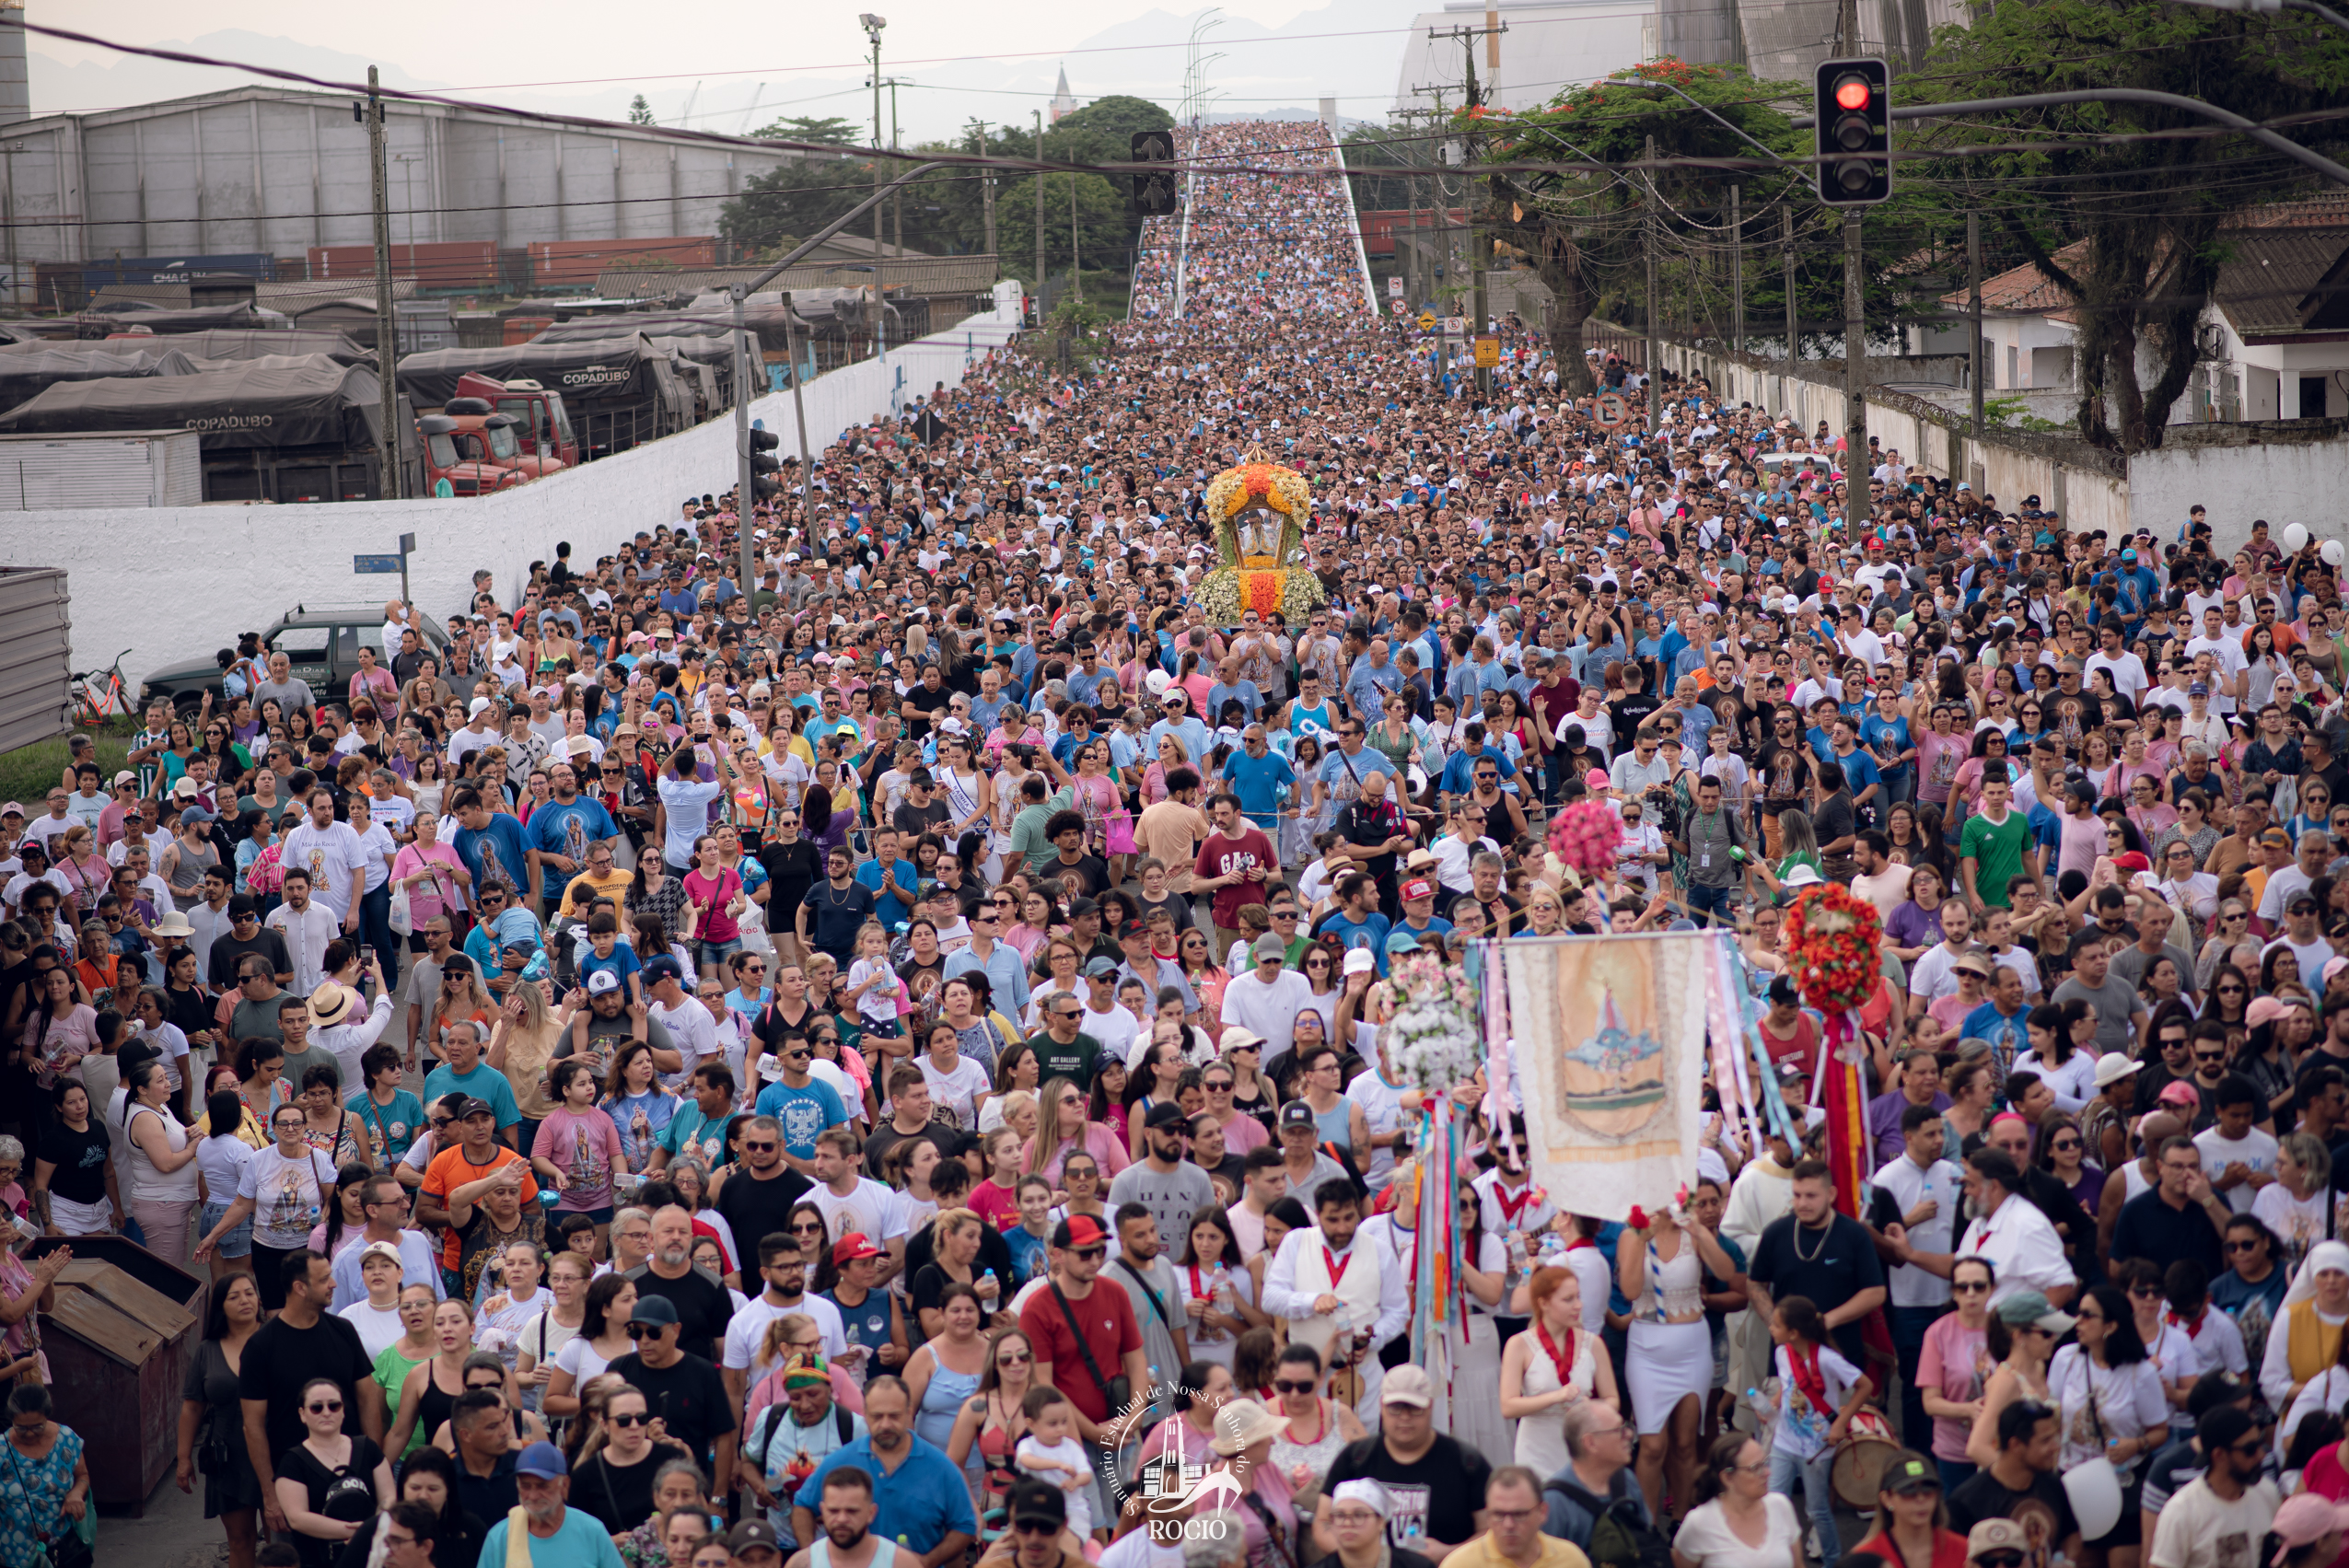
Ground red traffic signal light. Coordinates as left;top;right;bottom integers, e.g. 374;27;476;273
1833;76;1872;111
1814;59;1892;205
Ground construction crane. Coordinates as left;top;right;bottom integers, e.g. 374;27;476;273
738;83;767;134
676;80;703;126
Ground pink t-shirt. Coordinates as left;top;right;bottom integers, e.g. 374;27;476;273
531;1105;625;1212
682;866;743;945
1915;1313;1991;1461
390;842;467;924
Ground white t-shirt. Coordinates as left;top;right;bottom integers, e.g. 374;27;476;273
657;777;726;867
808;1177;907;1250
552;1331;617;1390
339;1299;410;1360
2050;1344;2169;1471
237;1145;338;1252
2193;1124;2281;1214
281;820;368;920
915;1054;994;1131
651;995;720;1093
723;1292;849;1386
1771;1342;1862;1458
1672;1494;1805;1568
2146;1476;2279;1568
1956;1193;2076;1305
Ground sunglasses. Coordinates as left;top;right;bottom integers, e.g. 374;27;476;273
1273;1378;1319;1395
306;1400;343;1414
1071;1246;1107;1261
624;1322;667;1338
1951;1281;1991;1295
610;1411;650;1427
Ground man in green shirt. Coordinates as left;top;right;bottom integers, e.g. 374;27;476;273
1959;772;2040;911
1029;992;1101;1086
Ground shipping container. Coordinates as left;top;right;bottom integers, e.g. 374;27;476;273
0;430;205;510
526;237;717;288
305;241;501;290
1354;209;1466;258
79;252;276;291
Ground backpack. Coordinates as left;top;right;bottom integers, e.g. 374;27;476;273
1542;1475;1673;1568
752;1399;854;1458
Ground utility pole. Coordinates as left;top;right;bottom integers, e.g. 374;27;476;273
969;118;997;258
879;77;910;259
1967;210;1984;444
1643;134;1662;428
1782;208;1797;385
1426;20;1503;396
1837;0;1866;496
366;65;402;499
863;16;887;294
1729;185;1743;355
1034;110;1046;314
1070;157;1083;301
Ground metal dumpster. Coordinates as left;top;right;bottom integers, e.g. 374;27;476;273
25;1236;205;1513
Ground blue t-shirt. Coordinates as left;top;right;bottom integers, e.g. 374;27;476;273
1221;749;1297;825
579;942;642;995
346;1087;425;1167
1320;911;1394;973
855;857;921;930
453;812;532;900
752;1077;852;1159
421;1061;520;1131
526;797;621;872
480;1507;625;1568
1860;714;1912;785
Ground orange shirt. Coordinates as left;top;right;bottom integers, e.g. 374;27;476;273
419;1142;540;1268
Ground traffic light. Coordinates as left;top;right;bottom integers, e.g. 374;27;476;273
745;428;781;502
1132;129;1178;217
1814;59;1891;205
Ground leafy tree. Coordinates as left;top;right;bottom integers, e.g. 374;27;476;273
627;94;655;126
756;115;862;147
996;173;1131;284
1902;0;2349;450
720;156;878;256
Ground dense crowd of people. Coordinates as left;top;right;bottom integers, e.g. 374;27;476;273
0;112;2343;1568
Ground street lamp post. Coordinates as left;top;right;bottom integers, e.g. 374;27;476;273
861;12;887;315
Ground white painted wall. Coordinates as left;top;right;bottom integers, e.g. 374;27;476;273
0;307;1022;688
2130;436;2343;558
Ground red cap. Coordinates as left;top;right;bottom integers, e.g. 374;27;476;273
831;1233;885;1265
1053;1214;1111;1249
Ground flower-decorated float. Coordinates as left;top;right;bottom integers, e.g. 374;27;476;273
1193;453;1327;626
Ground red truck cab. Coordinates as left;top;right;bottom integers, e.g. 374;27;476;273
454;372;578;469
418;413;529;496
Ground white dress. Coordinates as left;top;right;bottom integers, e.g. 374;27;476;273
1513;1322;1602;1476
1624;1233;1713;1435
1450;1229;1513;1470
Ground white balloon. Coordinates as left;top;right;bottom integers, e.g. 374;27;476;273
2325;540;2345;567
2283;521;2310;552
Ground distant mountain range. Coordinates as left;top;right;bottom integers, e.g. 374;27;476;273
30;5;1426;141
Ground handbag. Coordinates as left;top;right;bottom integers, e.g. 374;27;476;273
389;879;414;938
1104;807;1137;856
1048;1279;1131;1419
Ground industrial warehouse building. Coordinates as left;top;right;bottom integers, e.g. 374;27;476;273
0;84;818;302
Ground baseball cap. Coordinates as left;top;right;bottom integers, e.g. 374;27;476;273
1144;1100;1190;1132
355;1239;405;1271
1252;933;1287;961
1992;1288;2075;1334
1967;1519;2029;1564
629;1293;681;1327
1880;1454;1941;1496
111;770;135;787
469;696;494;717
514;1441;568;1480
1052;1214;1111;1249
1082;957;1119;979
586;970;621;996
1381;1365;1435;1408
2261;827;2294;848
1385;930;1422;957
1342;947;1376;976
1401;877;1435;902
2271;1496;2349;1563
727;1520;784;1558
1007;1478;1068;1529
457;1098;496;1121
831;1233;885;1265
641;954;685;986
1279;1099;1321;1133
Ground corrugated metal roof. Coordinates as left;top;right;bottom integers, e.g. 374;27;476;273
2215;227;2349;335
261;277;419;309
596;255;999;299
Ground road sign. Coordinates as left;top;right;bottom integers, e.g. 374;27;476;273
1594;391;1633;429
1416;311;1436;331
353;553;402;574
1387;276;1402;297
1474;335;1499;367
1442;316;1467;338
1390;298;1407;316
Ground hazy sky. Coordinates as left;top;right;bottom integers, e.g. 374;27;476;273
32;0;1445;138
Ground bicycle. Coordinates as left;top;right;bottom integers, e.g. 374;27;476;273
70;648;134;727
